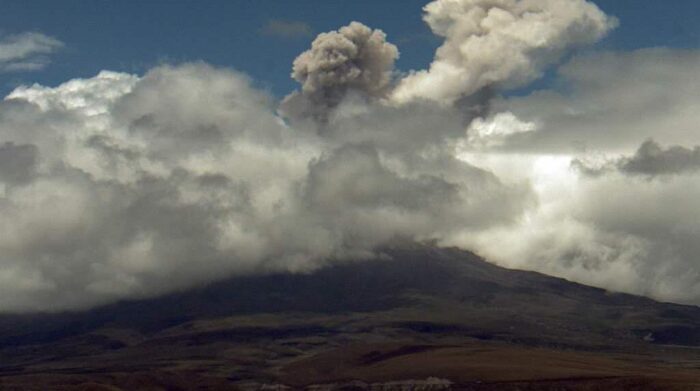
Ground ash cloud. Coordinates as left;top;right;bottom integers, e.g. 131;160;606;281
391;0;615;105
0;142;38;184
281;22;399;122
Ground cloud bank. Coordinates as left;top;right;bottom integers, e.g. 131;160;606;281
2;0;700;312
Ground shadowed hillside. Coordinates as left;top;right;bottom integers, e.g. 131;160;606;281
2;243;700;389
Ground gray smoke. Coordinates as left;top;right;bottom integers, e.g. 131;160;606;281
281;21;399;121
392;0;616;104
619;140;700;176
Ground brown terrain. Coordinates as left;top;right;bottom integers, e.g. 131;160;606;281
1;243;700;390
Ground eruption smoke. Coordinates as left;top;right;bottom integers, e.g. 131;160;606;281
281;22;399;121
391;0;615;104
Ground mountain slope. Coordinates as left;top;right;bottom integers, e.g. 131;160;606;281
1;243;700;389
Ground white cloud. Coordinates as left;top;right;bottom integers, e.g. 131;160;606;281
0;32;63;72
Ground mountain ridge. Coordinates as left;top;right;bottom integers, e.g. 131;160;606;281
2;243;700;389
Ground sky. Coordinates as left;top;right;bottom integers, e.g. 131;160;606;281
0;0;698;96
1;0;700;313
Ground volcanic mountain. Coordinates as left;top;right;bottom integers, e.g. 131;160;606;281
2;242;700;390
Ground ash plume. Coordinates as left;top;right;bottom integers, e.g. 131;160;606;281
281;21;399;122
391;0;616;105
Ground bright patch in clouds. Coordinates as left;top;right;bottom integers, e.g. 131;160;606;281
466;112;537;149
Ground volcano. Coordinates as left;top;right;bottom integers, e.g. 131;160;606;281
1;243;700;390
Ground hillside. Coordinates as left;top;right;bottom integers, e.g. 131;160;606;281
1;243;700;390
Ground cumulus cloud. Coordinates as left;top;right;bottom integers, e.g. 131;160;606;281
0;32;63;72
260;19;312;39
281;21;399;121
391;0;615;104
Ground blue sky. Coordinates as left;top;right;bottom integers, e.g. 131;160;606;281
0;0;699;97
